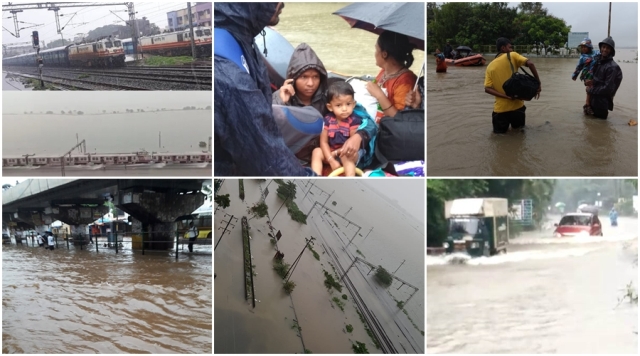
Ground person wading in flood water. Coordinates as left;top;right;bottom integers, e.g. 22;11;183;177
47;232;55;250
484;37;541;133
584;37;623;120
187;222;198;253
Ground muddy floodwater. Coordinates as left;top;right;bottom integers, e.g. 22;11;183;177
215;179;424;354
275;2;424;77
427;50;638;176
427;216;638;354
2;246;212;353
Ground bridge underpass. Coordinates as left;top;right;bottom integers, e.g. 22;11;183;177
2;179;211;251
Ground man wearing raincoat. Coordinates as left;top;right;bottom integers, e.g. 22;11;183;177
214;3;314;176
585;37;623;120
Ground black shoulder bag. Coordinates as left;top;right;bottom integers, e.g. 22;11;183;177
502;52;539;100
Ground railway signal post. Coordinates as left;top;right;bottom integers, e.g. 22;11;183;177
32;30;44;88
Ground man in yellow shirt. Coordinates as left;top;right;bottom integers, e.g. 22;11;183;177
484;37;541;133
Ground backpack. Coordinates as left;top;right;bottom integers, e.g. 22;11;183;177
502;52;539;100
374;109;424;164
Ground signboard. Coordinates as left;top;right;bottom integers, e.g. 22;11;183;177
510;199;533;226
568;32;589;48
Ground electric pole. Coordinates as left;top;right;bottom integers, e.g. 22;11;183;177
363;227;374;240
302;180;315;201
127;2;139;60
215;214;237;251
285;236;315;282
393;259;406;274
187;2;197;59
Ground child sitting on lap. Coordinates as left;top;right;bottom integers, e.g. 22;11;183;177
311;81;362;176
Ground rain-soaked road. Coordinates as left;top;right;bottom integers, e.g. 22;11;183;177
427;216;638;354
2;245;212;353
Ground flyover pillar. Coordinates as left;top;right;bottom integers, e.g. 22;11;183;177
116;189;203;250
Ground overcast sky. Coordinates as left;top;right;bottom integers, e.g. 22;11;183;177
529;2;638;47
2;2;189;45
3;91;211;113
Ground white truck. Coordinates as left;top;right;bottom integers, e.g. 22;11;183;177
443;198;509;257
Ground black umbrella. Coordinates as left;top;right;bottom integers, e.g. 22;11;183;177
174;214;196;222
333;2;424;50
456;46;473;52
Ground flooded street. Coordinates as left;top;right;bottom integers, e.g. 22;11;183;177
2;246;212;353
427;216;638;354
275;3;424;77
427;50;638;176
215;179;424;354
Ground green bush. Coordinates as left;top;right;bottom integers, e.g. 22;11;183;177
249;201;269;219
273;259;290;279
332;296;345;311
396;300;405;309
346;324;353;333
308;245;320;261
374;266;393;288
283;280;296;294
342;294;348;300
323;270;342;292
352;341;369;354
287;202;307;224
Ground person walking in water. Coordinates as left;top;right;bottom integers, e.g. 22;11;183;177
187;222;199;253
584;36;623;120
434;49;447;73
484;37;541;133
572;38;599;115
47;232;55;250
37;232;45;247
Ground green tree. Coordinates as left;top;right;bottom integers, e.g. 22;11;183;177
427;2;570;53
276;180;297;201
249;201;268;220
427;2;519;52
214;194;230;210
427;179;555;246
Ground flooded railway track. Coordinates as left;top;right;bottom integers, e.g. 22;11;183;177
325;244;398;353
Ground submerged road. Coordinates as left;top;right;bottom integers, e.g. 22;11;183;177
427;217;638;354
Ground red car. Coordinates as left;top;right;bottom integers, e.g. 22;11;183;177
553;213;603;237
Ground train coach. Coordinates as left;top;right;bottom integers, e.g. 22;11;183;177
2;37;125;67
138;27;211;57
3;152;212;167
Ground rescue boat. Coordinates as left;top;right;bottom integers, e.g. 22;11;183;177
445;46;486;66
